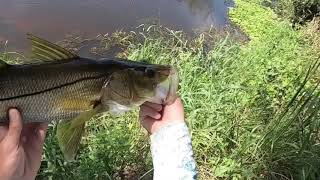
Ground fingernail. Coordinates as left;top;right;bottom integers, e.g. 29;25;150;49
8;109;17;118
39;129;46;139
155;114;162;119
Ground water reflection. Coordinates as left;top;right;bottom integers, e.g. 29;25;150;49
179;0;233;25
178;0;214;20
0;0;232;52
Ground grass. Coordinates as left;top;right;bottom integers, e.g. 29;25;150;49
1;0;320;179
269;0;320;24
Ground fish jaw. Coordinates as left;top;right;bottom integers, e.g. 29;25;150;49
165;66;179;104
105;100;132;114
148;67;179;105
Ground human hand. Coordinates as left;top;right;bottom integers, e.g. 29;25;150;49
0;109;48;180
139;98;185;134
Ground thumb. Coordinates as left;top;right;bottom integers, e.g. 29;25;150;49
162;97;184;122
6;109;23;146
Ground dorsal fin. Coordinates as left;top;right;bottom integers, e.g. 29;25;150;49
27;33;79;62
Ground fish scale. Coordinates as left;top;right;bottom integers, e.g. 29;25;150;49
0;60;106;99
0;74;105;123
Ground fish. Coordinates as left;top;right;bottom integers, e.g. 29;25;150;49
0;34;179;161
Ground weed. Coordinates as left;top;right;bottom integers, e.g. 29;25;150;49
1;0;320;179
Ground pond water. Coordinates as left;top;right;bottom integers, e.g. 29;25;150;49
0;0;233;53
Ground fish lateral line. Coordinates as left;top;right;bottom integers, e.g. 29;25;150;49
0;74;108;101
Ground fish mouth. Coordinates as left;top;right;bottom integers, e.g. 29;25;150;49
164;67;179;105
151;67;179;105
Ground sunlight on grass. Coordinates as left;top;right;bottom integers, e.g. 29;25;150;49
1;0;320;179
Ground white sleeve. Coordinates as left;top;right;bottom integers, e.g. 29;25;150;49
150;122;198;180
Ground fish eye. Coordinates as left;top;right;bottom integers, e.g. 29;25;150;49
145;68;155;78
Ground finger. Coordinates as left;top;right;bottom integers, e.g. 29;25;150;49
0;119;9;141
0;122;8;126
37;123;48;143
140;105;162;119
0;126;8;141
164;98;184;117
0;126;7;132
143;102;163;112
7;109;23;145
23;122;48;144
166;97;183;110
140;116;157;133
24;124;48;172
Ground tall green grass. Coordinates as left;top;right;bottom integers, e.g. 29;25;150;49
1;0;320;179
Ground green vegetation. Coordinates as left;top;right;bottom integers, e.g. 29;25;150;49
268;0;320;24
1;0;320;179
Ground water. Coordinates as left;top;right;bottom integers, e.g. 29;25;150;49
0;0;233;52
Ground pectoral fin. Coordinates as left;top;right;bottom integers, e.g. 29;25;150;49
56;105;102;161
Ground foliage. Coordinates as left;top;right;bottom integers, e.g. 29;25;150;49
230;0;320;179
1;0;320;179
37;112;152;180
267;0;320;24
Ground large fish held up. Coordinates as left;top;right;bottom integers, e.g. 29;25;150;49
0;34;179;161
